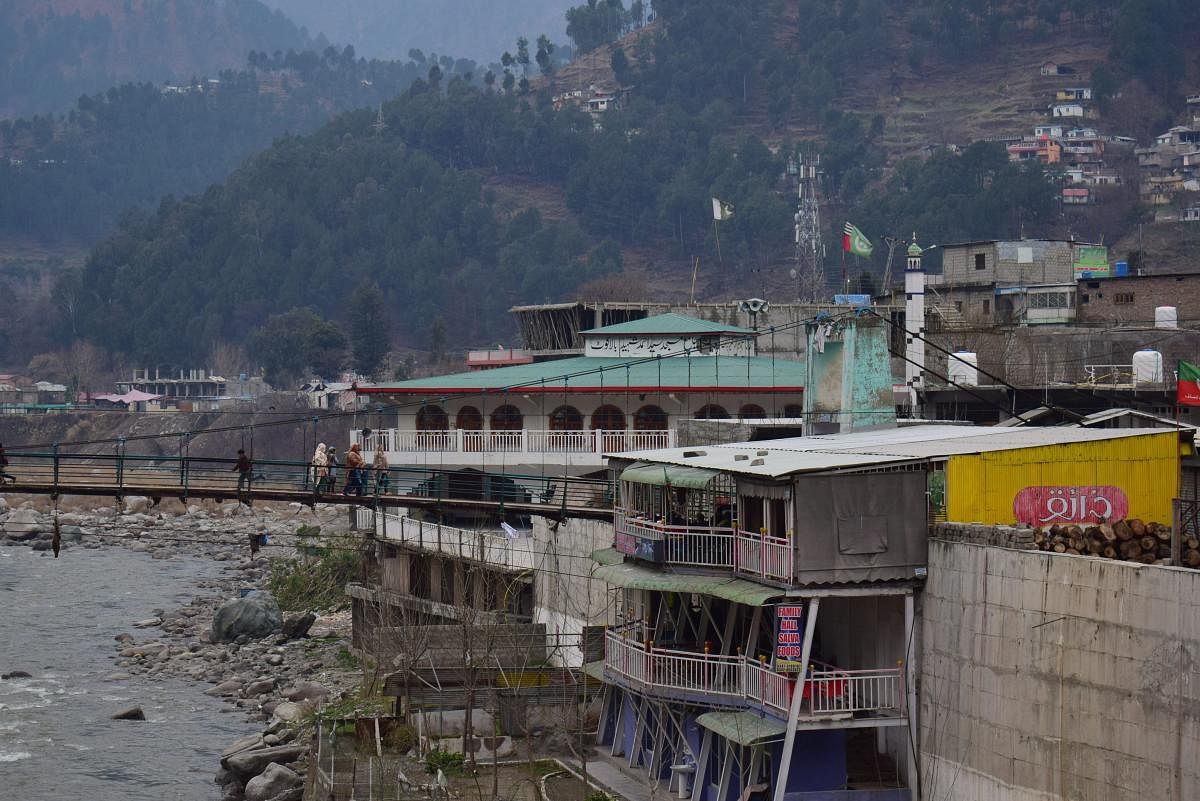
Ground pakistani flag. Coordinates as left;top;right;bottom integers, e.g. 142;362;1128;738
843;222;874;257
712;197;735;221
1178;360;1200;406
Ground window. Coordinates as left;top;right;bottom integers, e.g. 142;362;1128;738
633;404;668;430
591;404;626;431
455;406;482;430
1029;292;1073;309
954;301;963;313
982;300;990;315
738;404;767;419
490;404;523;430
974;253;986;270
548;405;583;431
416;404;448;430
694;403;729;419
782;403;804;418
1114;292;1134;305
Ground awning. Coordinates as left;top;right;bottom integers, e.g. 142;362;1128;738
619;462;720;489
697;711;787;746
590;549;782;606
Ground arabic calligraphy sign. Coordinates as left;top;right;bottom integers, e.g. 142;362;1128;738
1012;485;1128;526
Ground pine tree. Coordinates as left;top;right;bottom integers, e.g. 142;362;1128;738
349;279;390;378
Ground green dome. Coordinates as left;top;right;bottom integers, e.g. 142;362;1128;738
907;237;923;257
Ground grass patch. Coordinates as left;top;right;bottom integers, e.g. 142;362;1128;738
425;748;466;776
266;529;361;612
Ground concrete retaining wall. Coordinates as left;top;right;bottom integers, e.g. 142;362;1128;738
921;539;1200;800
531;515;616;667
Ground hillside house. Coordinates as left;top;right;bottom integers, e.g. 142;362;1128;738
1040;61;1076;76
1007;138;1061;164
1056;87;1093;101
1062;186;1093;205
1034;124;1064;138
1191;94;1200;124
1185;206;1200;222
1051;102;1085;118
1076;272;1200;324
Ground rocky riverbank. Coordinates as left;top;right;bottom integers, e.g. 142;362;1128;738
0;494;364;801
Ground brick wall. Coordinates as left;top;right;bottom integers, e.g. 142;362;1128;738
921;539;1200;800
1076;273;1200;325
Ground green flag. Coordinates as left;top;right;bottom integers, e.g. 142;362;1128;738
843;222;874;257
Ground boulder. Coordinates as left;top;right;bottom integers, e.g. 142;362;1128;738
132;617;161;629
270;701;308;723
122;496;153;514
205;679;244;697
222;744;307;781
243;678;276;697
244;763;302;801
263;788;303;801
221;734;266;759
280;613;316;641
111;706;146;721
211;592;282;643
2;670;32;679
3;509;42;539
283;681;330;703
58;525;84;543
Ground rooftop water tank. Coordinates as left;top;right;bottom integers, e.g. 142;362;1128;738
947;351;979;387
1132;348;1164;385
1156;306;1178;329
1114;261;1129;277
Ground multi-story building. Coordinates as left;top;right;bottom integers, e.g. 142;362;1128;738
353;312;807;472
590;424;1183;801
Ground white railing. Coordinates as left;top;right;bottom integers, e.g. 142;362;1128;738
735;529;794;583
614;511;737;569
354;429;673;456
806;668;906;716
603;631;905;720
372;511;538;572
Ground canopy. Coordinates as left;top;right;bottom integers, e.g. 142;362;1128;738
590;549;782;606
619;461;720;490
697;711;787;746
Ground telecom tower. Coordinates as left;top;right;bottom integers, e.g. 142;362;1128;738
792;152;826;302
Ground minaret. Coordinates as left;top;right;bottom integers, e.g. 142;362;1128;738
904;235;925;414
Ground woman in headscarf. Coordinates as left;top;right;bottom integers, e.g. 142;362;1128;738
373;448;390;495
312;443;328;492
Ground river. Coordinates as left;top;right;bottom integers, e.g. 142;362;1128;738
0;545;254;801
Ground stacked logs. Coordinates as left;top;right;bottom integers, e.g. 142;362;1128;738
1032;519;1200;567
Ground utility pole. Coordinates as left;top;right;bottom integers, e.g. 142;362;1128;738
793;151;826;302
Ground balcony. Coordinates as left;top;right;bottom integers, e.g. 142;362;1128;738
602;629;905;722
613;510;794;583
367;510;539;572
354;428;674;467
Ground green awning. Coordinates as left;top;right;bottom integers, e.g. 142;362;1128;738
697;711;787;746
620;462;720;489
590;549;782;606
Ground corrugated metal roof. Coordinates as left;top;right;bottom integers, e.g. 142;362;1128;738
358;355;804;394
608;424;1177;479
620;462;720;488
591;550;783;605
696;711;786;745
581;312;755;336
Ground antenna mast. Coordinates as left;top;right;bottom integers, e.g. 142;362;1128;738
793;151;826;302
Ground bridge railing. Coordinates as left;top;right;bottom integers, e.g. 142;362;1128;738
0;450;616;510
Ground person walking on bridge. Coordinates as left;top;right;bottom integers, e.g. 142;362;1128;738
343;443;365;496
373;448;390;495
326;447;339;493
233;449;253;494
0;442;14;484
312;442;329;491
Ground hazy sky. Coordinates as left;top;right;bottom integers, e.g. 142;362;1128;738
262;0;575;63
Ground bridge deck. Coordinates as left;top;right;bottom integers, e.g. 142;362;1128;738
0;451;614;520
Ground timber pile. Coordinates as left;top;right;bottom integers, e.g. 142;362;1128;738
1032;519;1200;567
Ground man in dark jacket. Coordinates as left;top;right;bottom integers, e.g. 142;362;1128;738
233;449;253;493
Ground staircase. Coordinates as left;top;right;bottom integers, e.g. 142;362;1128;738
845;729;902;789
926;303;970;331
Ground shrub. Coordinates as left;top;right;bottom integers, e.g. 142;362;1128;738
425;747;465;775
266;530;361;611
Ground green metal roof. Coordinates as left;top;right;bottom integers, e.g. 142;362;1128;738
358;355;804;394
581;313;755;336
619;462;720;489
697;711;787;746
590;549;783;605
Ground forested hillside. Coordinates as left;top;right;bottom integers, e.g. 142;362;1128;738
0;50;465;243
26;0;1200;379
0;0;321;118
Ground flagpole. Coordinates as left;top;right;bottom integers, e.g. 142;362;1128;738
690;256;699;304
714;220;723;264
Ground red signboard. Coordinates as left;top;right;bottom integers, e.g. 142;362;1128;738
775;604;805;671
1012;485;1128;526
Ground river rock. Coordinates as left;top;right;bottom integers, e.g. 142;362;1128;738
2;670;32;679
221;733;266;759
270;701;307;723
111;706;146;720
244;763;302;801
262;788;303;801
280;613;316;641
132;617;162;628
211;592;282;643
222;744;307;781
283;681;329;702
122;496;153;514
59;525;84;543
205;679;244;697
244;678;276;697
3;509;42;539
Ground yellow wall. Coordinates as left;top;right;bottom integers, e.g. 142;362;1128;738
945;432;1179;525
